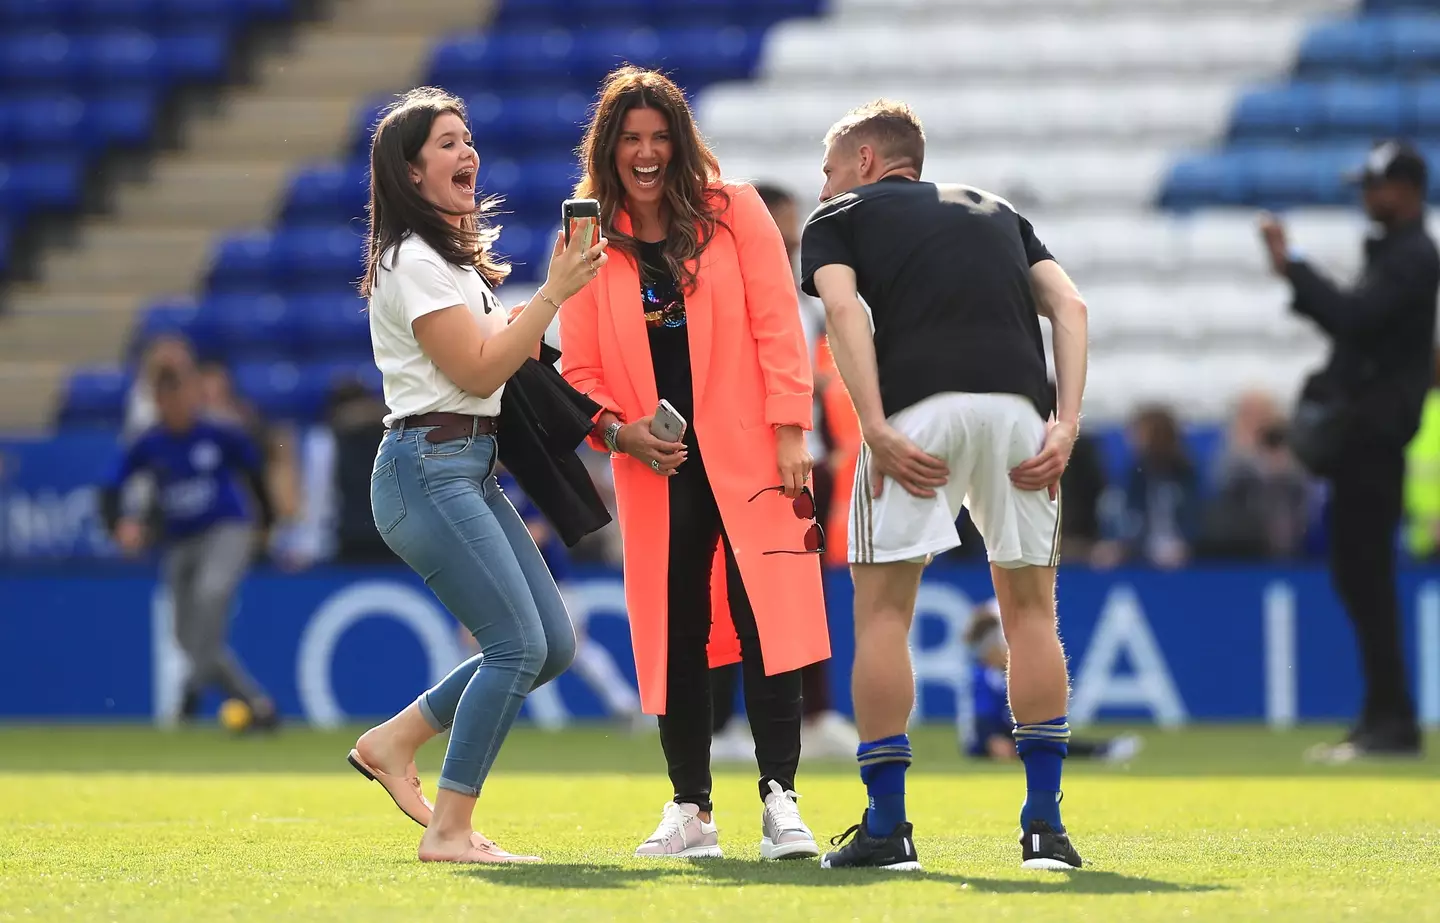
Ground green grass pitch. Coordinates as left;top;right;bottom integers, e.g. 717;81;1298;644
1;723;1436;922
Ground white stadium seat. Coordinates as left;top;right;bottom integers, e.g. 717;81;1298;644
689;0;1384;422
719;146;1173;211
830;0;1353;18
760;16;1316;82
698;83;1240;147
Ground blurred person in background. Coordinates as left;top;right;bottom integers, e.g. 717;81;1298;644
963;599;1141;765
124;333;197;440
1403;351;1440;561
345;88;605;865
1057;424;1107;562
1198;390;1311;561
1092;404;1199;570
288;378;393;568
1261;140;1437;760
560;67;829;861
100;364;278;729
122;334;200;541
710;181;859;764
196;359;301;539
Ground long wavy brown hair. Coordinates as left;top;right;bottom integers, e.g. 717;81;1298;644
359;87;510;298
574;66;728;294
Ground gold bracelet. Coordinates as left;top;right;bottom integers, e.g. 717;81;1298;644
534;289;563;311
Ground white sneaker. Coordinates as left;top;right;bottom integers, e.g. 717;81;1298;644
760;779;820;860
635;802;723;858
710;719;754;763
801;711;860;760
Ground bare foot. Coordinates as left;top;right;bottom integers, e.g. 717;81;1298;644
350;730;433;828
418;828;542;864
355;726;421;783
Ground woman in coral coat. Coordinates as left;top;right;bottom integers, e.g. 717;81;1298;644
559;67;831;861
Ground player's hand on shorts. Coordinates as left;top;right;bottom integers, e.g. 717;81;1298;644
774;425;813;499
864;422;949;499
617;416;687;476
1010;419;1077;499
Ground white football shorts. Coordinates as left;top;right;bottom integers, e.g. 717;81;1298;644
848;392;1061;568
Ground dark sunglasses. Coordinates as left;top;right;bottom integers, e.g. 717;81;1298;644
747;485;825;555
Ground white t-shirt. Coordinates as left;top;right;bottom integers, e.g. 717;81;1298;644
369;234;507;428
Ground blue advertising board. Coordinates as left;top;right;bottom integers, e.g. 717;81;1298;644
0;431;120;561
1;564;1437;730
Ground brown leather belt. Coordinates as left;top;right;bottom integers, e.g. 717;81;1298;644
392;411;499;444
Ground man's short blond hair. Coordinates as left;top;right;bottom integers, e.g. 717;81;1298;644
824;99;926;174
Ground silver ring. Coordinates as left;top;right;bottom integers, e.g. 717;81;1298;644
650;460;661;472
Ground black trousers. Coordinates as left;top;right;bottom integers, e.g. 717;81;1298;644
1328;444;1418;729
660;447;803;811
711;658;833;730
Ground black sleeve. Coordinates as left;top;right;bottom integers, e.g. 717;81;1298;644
98;437;145;533
799;197;857;298
1287;241;1439;338
1017;213;1054;266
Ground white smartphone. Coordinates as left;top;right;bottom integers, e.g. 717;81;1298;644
651;399;687;442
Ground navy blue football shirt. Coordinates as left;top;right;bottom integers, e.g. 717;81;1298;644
104;419;267;541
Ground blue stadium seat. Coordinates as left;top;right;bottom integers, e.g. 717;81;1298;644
1230;84;1323;141
0;159;84;218
348;91;594;158
491;222;551;281
1160;155;1249;209
1385;14;1440;74
282;162;369;223
1162;143;1376;210
207;230;280;289
0;31;230;89
1299;15;1440;76
1322;81;1407;135
465;92;592;148
1411;78;1440;136
288;294;372;360
0;94;158;156
304;359;382;406
232;360;307;419
206;226;366;292
275;226;366;288
1243;148;1334;207
427;27;765;91
205;293;295;360
1231;81;1410;143
231;358;378;419
1298;19;1391;75
1368;0;1440;10
491;0;821;28
58;367;131;427
479;157;580;216
0;0;291;28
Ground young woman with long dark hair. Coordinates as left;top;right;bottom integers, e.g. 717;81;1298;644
559;67;831;860
344;87;607;864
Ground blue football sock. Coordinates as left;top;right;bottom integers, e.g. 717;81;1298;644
1014;717;1070;831
857;734;912;837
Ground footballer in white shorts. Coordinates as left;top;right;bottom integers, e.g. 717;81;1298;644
848;391;1060;569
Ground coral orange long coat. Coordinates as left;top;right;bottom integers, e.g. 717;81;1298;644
558;182;831;715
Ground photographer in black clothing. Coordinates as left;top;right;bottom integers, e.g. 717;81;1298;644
1261;140;1438;760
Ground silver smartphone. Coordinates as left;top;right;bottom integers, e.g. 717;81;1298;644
651;399;687;442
